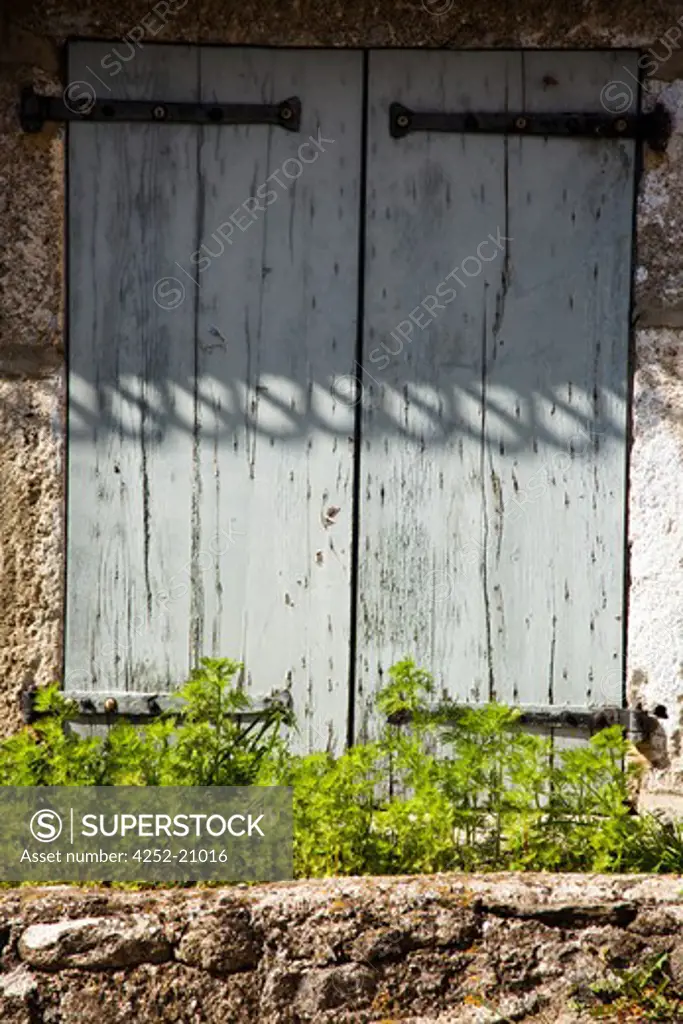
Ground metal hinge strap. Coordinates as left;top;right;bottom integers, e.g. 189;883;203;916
19;87;301;133
389;102;671;152
21;688;293;724
386;703;651;742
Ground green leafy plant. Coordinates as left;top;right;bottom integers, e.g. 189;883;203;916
0;686;105;786
1;656;681;880
1;658;293;789
575;952;683;1021
275;744;382;876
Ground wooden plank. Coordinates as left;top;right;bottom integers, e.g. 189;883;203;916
357;51;636;739
358;51;523;737
482;51;636;713
66;45;363;754
191;50;363;753
66;43;199;693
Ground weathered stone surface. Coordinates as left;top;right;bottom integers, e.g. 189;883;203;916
0;967;40;1024
0;874;680;1021
669;937;683;986
0;378;64;739
55;962;257;1024
0;32;65;735
4;0;683;49
629;905;682;935
349;925;409;963
627;327;683;792
294;962;377;1015
259;966;302;1015
637;81;683;322
0;25;60;72
18;914;172;970
0;967;38;999
176;909;262;974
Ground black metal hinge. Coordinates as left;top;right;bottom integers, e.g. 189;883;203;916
385;703;656;743
21;686;293;724
389;102;672;152
19;86;301;133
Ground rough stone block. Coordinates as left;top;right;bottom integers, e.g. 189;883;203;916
176;910;262;974
294;963;377;1015
18;914;172;970
0;967;39;1024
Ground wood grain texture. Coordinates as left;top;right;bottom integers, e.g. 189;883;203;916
66;45;636;753
193;49;363;752
484;51;637;715
356;51;636;739
66;44;199;694
66;45;363;754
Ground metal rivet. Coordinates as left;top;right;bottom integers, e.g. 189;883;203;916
103;697;118;714
515;117;527;130
396;114;410;128
152;105;167;121
615;118;627;132
280;104;293;121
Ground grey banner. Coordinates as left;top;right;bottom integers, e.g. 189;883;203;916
0;786;292;881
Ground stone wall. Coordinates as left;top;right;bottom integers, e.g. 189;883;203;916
2;0;683;796
1;873;683;1023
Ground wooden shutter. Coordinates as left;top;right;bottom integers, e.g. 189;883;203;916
356;51;637;739
66;44;363;751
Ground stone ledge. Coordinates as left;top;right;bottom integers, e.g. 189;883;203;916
0;874;682;1022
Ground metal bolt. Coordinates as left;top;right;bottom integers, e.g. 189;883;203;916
152;105;167;121
103;697;118;714
396;114;410;128
615;118;627;133
280;104;293;121
515;117;527;130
